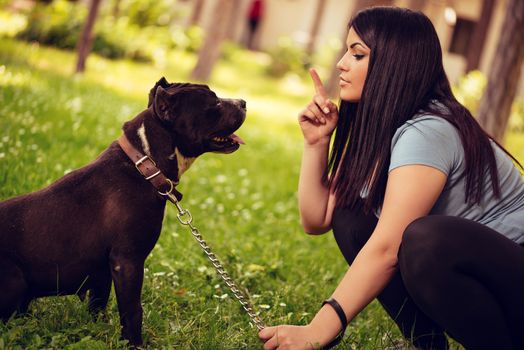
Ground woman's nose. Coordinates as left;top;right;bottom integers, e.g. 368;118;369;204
336;52;349;71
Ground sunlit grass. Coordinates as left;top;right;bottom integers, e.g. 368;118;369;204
0;37;521;349
0;38;350;350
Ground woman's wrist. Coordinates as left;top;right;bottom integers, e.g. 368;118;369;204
304;135;331;148
308;300;346;346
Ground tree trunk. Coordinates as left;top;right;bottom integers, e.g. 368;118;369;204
477;0;524;142
112;0;121;19
226;0;243;41
190;0;234;81
407;0;426;12
306;0;328;56
188;0;205;27
75;0;102;74
466;0;495;72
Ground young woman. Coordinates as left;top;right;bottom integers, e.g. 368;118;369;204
259;6;524;350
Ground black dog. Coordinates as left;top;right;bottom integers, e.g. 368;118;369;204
0;77;246;346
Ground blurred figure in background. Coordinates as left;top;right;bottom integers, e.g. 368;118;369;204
246;0;264;50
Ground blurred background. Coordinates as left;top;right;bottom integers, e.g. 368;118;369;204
1;0;523;143
0;0;523;349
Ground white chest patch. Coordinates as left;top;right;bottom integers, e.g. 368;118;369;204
137;123;151;157
174;148;195;176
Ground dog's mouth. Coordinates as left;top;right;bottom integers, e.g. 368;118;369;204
210;133;245;153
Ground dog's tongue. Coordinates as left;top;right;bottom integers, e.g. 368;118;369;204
230;133;245;145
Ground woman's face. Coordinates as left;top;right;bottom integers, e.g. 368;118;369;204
336;27;370;102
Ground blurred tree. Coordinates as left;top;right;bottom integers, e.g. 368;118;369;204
306;0;327;56
407;0;425;11
478;0;524;142
466;0;494;72
42;0;81;2
112;0;121;18
188;0;205;27
190;0;234;81
226;0;243;41
75;0;101;73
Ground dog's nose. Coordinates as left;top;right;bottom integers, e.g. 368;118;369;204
239;99;246;109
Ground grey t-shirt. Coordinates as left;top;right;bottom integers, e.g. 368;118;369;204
387;115;524;244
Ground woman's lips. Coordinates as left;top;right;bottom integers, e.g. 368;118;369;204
339;76;350;86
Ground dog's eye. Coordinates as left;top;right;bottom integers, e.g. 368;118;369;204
216;101;222;107
206;106;220;119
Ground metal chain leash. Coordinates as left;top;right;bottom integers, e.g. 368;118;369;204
163;188;266;331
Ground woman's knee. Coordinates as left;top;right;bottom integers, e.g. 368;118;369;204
332;207;377;265
398;216;449;284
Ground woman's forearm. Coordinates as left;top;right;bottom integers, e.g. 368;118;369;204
309;242;399;343
333;243;398;321
298;139;332;234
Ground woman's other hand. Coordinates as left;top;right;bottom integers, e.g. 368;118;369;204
258;325;321;350
298;68;338;146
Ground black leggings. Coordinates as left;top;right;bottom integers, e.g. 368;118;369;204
332;206;524;350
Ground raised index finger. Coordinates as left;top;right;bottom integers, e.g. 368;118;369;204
309;68;327;98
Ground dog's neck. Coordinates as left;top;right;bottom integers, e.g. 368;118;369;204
122;108;195;181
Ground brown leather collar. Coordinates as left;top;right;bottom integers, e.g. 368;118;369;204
118;134;183;201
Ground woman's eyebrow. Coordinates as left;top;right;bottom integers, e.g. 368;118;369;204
349;42;366;49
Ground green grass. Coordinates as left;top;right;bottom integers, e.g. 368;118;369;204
0;38;522;350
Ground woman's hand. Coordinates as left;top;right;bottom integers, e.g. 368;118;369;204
258;325;321;350
298;69;339;146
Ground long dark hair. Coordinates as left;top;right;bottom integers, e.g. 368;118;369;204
327;6;521;213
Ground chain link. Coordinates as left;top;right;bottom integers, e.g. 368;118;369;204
166;192;266;331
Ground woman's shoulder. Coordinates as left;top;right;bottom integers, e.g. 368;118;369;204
403;114;453;129
389;107;463;174
404;100;456;130
393;113;459;145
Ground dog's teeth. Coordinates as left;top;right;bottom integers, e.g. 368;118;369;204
213;136;238;144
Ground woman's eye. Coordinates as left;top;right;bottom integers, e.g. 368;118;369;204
353;54;365;60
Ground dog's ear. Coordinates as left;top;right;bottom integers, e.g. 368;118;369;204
153;86;175;122
148;77;170;108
